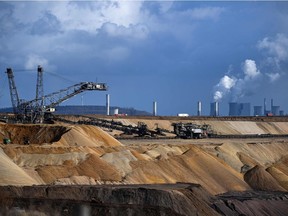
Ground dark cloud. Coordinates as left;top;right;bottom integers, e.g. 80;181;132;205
0;3;24;36
30;11;61;36
1;1;288;115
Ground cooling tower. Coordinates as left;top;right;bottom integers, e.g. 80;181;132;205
229;102;238;116
254;106;262;116
272;106;280;116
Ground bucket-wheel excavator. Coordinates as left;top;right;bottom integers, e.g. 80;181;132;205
6;66;107;123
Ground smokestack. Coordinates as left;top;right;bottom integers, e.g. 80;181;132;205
197;101;202;116
210;102;219;116
215;101;219;116
153;101;157;116
264;98;267;114
106;94;110;115
271;98;273;112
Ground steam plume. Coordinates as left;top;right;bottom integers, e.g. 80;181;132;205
243;59;260;79
213;59;260;102
213;34;288;102
213;75;236;101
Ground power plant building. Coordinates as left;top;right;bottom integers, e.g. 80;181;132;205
229;102;251;116
272;106;280;116
229;102;238;116
253;106;262;116
240;103;251;116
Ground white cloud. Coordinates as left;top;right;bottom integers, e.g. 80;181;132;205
185;7;225;20
157;1;174;13
258;33;288;62
102;22;149;39
103;46;130;61
267;73;280;82
25;54;48;70
47;1;145;34
7;1;146;35
103;1;144;27
1;2;228;71
257;34;288;82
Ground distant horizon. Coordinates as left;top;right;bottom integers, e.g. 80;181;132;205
0;102;286;117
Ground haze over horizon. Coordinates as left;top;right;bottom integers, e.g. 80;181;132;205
0;1;288;116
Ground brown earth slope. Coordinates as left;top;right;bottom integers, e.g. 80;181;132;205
1;120;288;215
99;116;288;135
0;121;288;196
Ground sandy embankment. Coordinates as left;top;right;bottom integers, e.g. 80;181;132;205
0;120;287;195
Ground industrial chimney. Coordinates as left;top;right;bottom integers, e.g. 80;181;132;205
215;101;219;116
264;98;267;115
197;101;202;116
153;101;157;116
210;102;219;117
106;94;110;115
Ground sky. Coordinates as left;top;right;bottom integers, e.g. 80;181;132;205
0;1;288;116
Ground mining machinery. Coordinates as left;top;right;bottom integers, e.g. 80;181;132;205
172;122;213;139
6;66;107;123
55;115;171;138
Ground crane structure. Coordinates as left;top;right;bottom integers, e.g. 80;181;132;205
35;65;44;109
6;68;20;115
6;66;108;123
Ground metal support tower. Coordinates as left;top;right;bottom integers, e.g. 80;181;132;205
6;68;20;114
35;65;44;108
33;65;44;122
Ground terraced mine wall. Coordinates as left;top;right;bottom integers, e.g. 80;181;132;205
59;115;288;135
1;118;288;215
0;184;288;216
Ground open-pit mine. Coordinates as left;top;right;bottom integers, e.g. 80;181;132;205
0;115;288;215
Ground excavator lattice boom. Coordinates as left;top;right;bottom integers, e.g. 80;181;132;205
6;66;108;123
6;68;20;114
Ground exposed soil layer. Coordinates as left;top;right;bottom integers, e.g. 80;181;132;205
1;120;288;214
244;165;286;191
0;184;288;216
0;123;69;144
0;123;121;146
215;190;288;216
1;122;288;195
61;114;288;134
